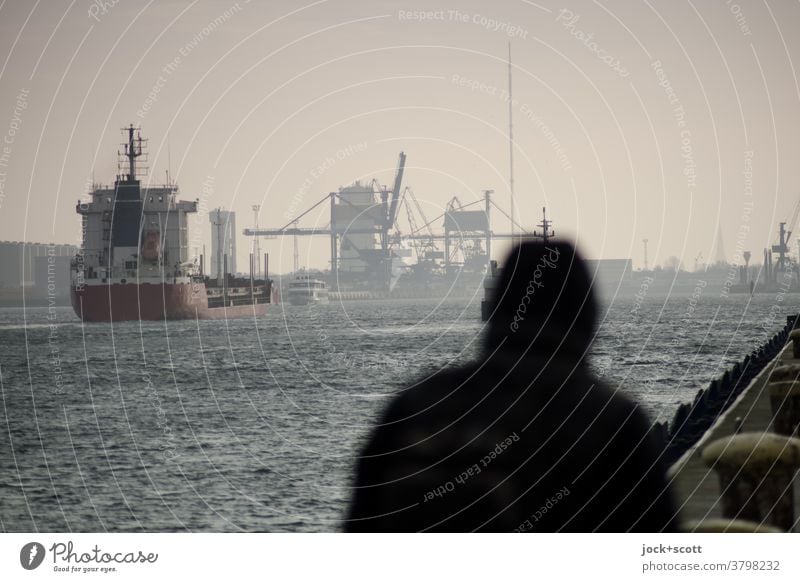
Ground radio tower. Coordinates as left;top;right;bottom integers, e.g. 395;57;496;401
643;238;649;271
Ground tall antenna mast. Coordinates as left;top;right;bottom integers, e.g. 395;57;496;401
123;124;142;181
535;207;553;242
508;42;515;239
167;135;172;186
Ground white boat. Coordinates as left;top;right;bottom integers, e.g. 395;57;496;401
287;273;330;306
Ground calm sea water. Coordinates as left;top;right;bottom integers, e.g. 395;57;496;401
0;287;793;531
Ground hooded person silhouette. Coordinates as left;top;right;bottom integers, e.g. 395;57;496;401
344;241;676;532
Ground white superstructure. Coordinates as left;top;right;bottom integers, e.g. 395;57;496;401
287;273;329;306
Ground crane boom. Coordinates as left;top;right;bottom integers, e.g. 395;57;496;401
785;196;800;243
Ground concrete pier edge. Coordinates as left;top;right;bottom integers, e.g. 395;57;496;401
667;319;800;531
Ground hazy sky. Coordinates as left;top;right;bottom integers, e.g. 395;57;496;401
1;0;798;273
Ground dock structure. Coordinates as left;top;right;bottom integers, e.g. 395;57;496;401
243;153;547;292
668;317;800;532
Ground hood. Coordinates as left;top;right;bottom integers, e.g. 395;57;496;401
484;240;597;360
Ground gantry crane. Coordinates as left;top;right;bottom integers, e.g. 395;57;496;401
772;196;800;274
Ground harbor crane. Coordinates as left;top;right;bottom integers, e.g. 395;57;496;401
243;151;551;290
772;196;800;274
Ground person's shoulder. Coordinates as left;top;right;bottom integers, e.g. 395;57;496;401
579;375;654;431
357;363;480;462
381;363;481;423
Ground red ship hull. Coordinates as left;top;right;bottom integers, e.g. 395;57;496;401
70;282;267;322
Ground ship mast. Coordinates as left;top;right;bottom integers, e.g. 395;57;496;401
123;124;143;182
535;207;553;243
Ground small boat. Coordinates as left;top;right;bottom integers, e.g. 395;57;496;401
287;273;329;306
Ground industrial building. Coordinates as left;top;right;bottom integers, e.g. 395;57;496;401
0;241;78;306
244;152;554;294
209;208;236;278
334;182;382;275
584;259;633;296
34;253;74;296
0;241;78;289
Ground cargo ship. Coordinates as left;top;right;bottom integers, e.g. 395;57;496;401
70;125;272;322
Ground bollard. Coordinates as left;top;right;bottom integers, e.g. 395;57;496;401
669;403;690;438
787;314;800;331
768;381;800;437
692;389;707;415
720;371;731;395
791;330;800;359
740;356;753;383
707;380;721;412
701;432;800;531
731;362;742;382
